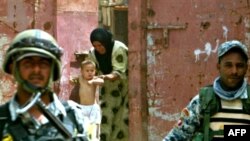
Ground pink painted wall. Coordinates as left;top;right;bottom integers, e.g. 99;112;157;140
0;0;38;104
56;0;98;100
0;0;98;103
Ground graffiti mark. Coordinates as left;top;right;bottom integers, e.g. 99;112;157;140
222;25;228;41
194;48;204;62
194;39;220;62
194;25;230;62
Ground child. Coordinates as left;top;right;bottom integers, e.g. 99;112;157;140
71;60;104;141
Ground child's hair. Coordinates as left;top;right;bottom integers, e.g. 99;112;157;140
81;60;96;69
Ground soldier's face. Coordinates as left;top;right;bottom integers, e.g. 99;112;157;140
217;51;248;90
18;56;51;88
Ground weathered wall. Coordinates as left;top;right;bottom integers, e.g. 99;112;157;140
0;0;57;104
128;0;250;141
0;0;98;103
56;0;98;100
3;1;250;141
128;0;149;141
146;0;250;140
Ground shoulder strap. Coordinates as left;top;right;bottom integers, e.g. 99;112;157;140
199;86;217;141
242;85;250;114
199;86;213;111
199;85;219;114
0;102;10;139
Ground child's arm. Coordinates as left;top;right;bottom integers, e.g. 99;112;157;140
89;77;104;104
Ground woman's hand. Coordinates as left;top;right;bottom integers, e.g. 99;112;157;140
88;77;104;85
98;73;119;81
98;75;106;79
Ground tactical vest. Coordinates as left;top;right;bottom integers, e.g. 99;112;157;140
0;101;88;141
196;85;250;141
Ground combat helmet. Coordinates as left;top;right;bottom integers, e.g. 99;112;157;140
3;29;63;92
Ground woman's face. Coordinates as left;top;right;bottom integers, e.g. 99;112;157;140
92;41;106;54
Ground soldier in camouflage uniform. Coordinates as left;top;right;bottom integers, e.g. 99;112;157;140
163;40;250;141
0;29;88;141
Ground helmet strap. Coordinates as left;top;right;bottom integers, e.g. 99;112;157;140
47;60;55;90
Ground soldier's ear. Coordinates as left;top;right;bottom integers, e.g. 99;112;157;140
9;63;14;74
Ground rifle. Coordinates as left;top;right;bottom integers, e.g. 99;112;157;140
16;90;73;140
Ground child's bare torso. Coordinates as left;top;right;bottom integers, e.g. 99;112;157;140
79;76;97;105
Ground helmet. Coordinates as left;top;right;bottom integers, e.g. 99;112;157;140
3;29;63;92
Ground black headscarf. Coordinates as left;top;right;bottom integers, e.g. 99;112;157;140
90;28;114;74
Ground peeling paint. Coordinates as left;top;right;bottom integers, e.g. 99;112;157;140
147;33;156;65
149;107;180;121
244;17;250;48
0;35;9;67
148;97;161;107
6;0;29;31
59;51;70;99
0;35;16;104
0;79;16;104
148;125;165;141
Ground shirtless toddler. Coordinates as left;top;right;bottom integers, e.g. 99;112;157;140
73;60;104;141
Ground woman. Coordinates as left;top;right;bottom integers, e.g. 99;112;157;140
88;28;128;141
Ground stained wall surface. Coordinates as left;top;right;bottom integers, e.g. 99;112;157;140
128;0;250;141
0;0;98;103
2;1;250;141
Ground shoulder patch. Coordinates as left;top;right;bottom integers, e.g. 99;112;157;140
3;134;13;141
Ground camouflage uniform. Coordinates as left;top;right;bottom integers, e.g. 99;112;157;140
163;95;201;141
0;29;88;141
1;93;88;141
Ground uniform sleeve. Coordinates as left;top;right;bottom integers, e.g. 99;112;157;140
163;95;201;141
111;46;128;79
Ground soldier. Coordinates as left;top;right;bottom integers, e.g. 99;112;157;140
163;40;250;141
0;29;88;141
